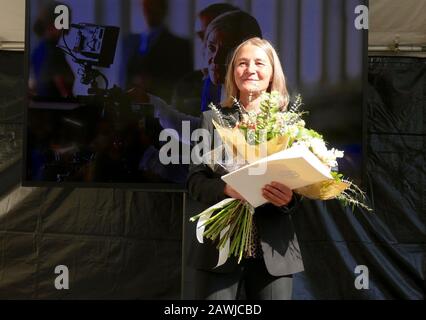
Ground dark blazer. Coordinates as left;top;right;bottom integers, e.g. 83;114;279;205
123;28;193;103
186;106;305;276
171;69;204;117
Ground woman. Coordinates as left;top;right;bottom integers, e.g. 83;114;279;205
187;38;305;300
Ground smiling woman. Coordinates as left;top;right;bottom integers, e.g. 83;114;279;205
186;37;304;300
233;44;273;110
224;37;289;111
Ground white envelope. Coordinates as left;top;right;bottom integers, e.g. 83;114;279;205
221;145;332;207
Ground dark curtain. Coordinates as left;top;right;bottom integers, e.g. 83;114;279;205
0;51;23;195
289;56;425;299
1;52;424;299
0;51;183;299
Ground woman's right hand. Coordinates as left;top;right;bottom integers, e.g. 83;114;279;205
224;184;246;201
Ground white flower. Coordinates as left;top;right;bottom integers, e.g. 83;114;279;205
285;125;299;138
310;138;328;157
296;129;310;142
332;148;344;158
327;159;338;168
296;120;306;127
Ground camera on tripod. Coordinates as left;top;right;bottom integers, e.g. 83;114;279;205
32;22;161;183
59;23;120;94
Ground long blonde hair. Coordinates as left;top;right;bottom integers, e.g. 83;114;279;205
224;37;289;109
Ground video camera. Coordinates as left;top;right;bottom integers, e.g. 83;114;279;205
58;22;120;93
32;23;161;183
71;23;119;68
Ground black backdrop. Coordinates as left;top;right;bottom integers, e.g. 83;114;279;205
0;51;424;299
290;56;425;299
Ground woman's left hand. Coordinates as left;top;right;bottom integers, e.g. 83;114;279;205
262;181;293;207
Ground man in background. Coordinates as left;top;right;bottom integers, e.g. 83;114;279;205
171;3;239;116
30;1;75;98
124;0;193;103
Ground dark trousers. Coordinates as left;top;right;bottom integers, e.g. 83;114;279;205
194;258;293;300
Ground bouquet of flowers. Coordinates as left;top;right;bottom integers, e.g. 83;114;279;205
190;91;371;266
